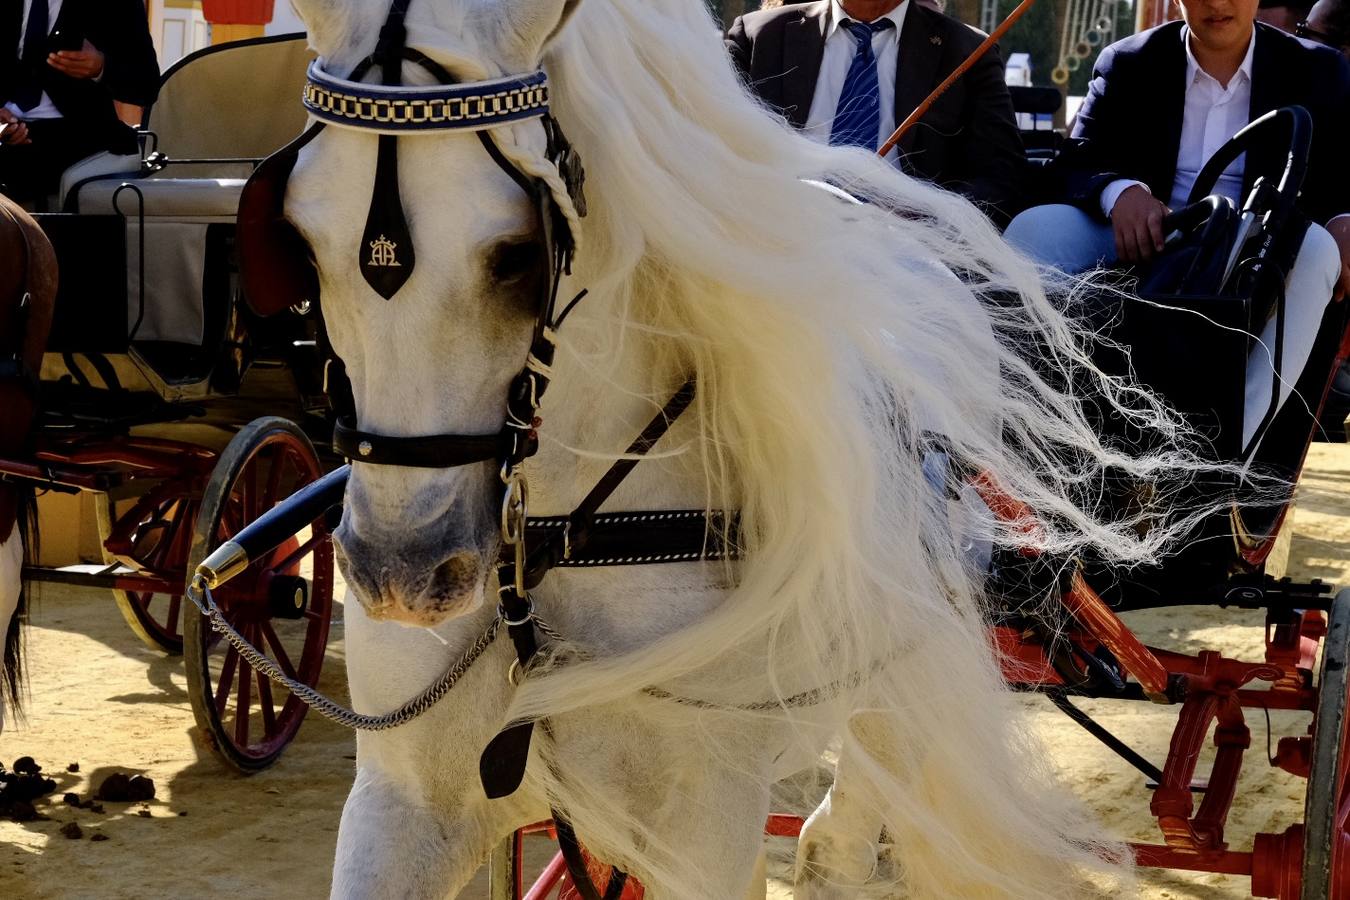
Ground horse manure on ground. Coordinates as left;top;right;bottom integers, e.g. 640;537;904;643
66;762;79;773
94;773;130;801
94;772;156;802
1;757;58;821
59;822;83;840
89;833;109;842
12;756;41;775
62;792;79;806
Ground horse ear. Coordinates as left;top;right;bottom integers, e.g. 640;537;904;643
493;0;587;64
288;0;383;62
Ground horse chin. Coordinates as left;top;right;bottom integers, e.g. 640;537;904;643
365;586;486;629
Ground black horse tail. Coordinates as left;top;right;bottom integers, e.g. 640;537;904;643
3;486;36;722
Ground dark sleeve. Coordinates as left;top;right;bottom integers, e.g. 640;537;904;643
725;16;752;84
949;43;1026;227
89;0;160;108
1306;52;1350;225
1047;45;1128;218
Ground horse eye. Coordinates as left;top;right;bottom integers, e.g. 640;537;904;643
489;239;545;284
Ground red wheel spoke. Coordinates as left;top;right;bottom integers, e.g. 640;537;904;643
260;621;298;680
235;626;253;747
142;514;175;575
166;594;182;635
215;645;240;716
166;501;196;568
246;459;261;522
271;532;325;575
257;666;277;737
262;448;288;511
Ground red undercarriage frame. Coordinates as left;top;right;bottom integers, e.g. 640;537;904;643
518;475;1340;899
982;476;1335;899
518;605;1328;899
5;433;1340;898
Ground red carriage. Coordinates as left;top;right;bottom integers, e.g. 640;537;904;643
1;36;340;772
3;31;1350;900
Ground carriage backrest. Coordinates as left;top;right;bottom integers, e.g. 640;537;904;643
144;35;316;161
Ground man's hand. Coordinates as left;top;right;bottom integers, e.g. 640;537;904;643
47;40;104;80
0;109;30;146
1328;216;1350;301
1110;184;1169;263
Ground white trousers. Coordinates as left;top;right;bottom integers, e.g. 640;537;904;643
1005;204;1341;453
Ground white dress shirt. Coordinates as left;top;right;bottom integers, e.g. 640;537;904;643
1101;26;1253;217
804;0;910;164
6;0;65;121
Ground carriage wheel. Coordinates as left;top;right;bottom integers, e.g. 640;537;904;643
183;417;335;773
98;490;200;654
1302;588;1350;900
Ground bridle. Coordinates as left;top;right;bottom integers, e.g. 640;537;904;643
232;3;727;896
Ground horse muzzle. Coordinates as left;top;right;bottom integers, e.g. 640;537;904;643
332;524;491;626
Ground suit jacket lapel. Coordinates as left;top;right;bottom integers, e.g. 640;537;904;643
1153;35;1188;200
1243;25;1279;198
893;7;944;158
4;0;22;54
782;0;829;128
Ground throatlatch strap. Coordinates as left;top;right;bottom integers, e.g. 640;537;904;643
479;381;699;801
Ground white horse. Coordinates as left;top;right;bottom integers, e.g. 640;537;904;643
284;0;1199;896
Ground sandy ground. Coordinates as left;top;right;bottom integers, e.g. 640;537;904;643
3;446;1350;899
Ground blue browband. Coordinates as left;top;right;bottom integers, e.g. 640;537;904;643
303;61;550;133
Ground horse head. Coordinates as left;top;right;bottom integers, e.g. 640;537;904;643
282;0;585;627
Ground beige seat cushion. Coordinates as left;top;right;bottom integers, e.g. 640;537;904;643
58;152;142;210
74;176;247;221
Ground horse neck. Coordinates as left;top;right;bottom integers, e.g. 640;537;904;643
525;320;712;517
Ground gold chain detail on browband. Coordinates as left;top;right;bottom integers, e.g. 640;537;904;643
303;81;549;127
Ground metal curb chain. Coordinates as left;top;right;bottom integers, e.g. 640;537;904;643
187;576;506;732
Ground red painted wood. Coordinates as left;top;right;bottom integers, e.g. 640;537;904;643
202;0;276;25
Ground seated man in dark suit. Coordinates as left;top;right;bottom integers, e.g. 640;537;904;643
1300;0;1350;55
1005;0;1350;458
0;0;160;202
726;0;1026;226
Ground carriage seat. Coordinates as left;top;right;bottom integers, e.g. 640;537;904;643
71;176;246;220
39;171;245;399
56;151;143;212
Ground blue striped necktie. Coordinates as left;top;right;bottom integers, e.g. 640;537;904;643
829;18;896;150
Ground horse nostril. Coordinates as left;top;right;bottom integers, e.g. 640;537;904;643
427;553;480;602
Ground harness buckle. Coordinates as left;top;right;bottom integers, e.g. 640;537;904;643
500;468;528;545
497;591;534;627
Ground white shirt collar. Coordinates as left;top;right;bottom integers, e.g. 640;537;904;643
827;0;909;40
1182;24;1256;90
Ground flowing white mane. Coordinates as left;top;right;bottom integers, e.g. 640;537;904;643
499;1;1191;893
296;0;1217;895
